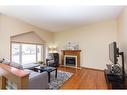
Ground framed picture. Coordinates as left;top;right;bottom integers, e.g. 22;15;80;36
66;41;79;50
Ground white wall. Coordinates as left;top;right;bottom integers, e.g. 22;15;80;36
117;7;127;70
54;20;117;70
0;14;53;60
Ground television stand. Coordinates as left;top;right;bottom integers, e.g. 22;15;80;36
104;69;126;89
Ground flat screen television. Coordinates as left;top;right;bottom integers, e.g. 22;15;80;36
109;42;125;81
109;42;118;64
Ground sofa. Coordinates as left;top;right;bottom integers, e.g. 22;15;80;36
24;69;49;89
18;63;49;89
1;62;49;89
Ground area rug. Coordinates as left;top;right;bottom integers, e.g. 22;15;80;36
48;70;73;89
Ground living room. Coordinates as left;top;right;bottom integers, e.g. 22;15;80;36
0;4;127;91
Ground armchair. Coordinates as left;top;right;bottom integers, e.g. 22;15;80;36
46;53;59;67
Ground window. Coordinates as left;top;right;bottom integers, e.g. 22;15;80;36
12;43;20;64
22;44;36;64
37;45;42;62
11;43;43;64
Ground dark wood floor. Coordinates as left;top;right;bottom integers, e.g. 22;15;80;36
58;66;108;89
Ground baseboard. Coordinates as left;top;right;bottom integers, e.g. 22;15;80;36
59;65;82;69
81;67;104;72
59;65;104;71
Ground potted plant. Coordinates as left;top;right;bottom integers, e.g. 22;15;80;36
38;61;46;68
39;61;44;65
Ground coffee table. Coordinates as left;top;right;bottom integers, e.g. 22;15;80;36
34;66;57;83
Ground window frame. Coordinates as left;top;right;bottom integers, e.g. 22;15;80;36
11;41;44;64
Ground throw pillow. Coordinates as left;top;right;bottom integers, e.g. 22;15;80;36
10;62;23;70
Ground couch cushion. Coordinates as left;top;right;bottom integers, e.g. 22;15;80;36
23;63;40;69
24;69;41;79
25;69;49;89
10;62;23;70
2;59;10;65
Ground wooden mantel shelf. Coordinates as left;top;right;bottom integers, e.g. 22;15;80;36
61;50;81;52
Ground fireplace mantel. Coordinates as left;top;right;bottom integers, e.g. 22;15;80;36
62;50;81;52
61;50;81;68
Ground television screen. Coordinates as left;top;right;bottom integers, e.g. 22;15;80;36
109;42;125;81
109;42;118;64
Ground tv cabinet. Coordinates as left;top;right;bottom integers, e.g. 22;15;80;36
104;69;126;89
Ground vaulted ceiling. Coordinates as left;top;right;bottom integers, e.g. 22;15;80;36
0;6;124;32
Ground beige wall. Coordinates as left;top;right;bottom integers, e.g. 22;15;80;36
0;12;123;70
0;14;53;60
54;20;117;70
117;7;127;70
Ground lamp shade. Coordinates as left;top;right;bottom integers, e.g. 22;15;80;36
48;46;57;53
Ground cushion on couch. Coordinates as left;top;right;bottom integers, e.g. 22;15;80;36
23;63;40;69
10;62;23;70
2;60;10;65
24;69;41;79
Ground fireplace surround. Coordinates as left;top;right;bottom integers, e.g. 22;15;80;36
61;50;81;68
64;55;77;67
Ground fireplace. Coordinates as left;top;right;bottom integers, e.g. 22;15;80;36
61;50;81;68
64;55;77;67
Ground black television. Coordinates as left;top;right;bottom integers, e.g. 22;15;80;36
109;42;118;64
109;41;125;80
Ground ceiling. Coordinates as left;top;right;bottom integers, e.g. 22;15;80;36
0;6;124;32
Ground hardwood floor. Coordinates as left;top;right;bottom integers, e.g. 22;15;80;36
58;66;108;89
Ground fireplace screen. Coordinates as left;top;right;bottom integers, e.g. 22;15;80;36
64;55;77;67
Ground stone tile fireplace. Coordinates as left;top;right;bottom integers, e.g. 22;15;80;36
61;50;81;68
